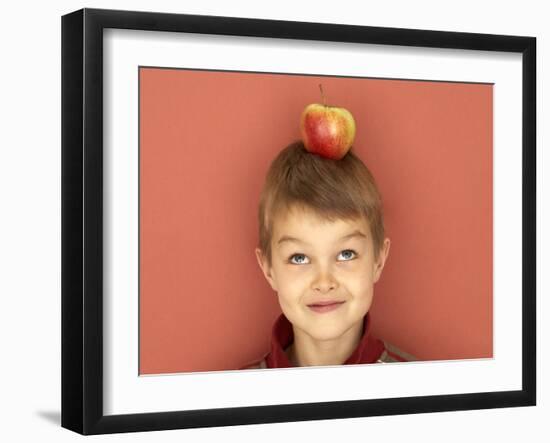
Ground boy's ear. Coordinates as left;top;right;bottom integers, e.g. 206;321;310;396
255;247;278;292
373;238;391;283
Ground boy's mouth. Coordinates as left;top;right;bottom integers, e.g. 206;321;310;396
307;301;345;313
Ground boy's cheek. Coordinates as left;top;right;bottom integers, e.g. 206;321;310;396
341;272;374;288
276;282;302;300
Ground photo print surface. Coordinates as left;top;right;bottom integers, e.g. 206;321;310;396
139;67;493;375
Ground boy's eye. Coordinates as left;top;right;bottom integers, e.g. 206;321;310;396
338;249;357;261
289;253;310;265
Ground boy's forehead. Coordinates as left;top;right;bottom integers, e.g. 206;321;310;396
272;207;369;243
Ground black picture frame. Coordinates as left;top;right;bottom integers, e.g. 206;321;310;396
61;7;536;435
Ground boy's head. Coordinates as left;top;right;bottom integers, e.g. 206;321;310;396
255;141;390;342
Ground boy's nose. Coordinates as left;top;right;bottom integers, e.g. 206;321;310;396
312;270;338;292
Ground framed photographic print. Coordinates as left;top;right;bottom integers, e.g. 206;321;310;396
61;7;536;435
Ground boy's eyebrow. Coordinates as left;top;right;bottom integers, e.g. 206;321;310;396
277;230;367;247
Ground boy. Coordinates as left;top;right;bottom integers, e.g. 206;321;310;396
241;141;415;369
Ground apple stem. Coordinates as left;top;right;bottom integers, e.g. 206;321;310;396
319;84;326;107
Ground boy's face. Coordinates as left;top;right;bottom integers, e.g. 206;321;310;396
255;206;390;342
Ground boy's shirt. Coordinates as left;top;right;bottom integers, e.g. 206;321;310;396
240;312;415;369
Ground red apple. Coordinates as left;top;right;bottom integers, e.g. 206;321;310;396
300;85;356;160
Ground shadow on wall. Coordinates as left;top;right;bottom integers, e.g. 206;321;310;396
36;410;60;426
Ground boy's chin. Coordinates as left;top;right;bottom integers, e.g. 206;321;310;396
298;320;361;342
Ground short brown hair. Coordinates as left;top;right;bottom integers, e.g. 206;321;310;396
257;140;386;268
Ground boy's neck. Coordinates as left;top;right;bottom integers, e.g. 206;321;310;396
286;320;364;367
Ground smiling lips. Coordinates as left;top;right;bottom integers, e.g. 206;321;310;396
307;300;345;313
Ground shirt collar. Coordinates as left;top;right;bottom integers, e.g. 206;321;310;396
265;312;384;368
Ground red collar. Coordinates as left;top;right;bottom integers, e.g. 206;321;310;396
265;312;384;368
